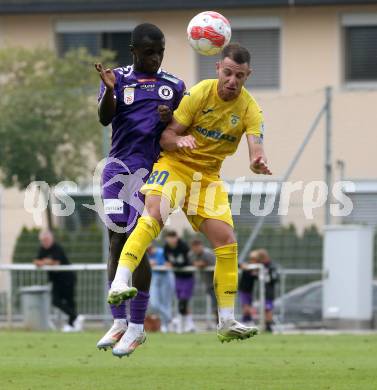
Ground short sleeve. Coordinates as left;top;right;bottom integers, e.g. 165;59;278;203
53;244;69;265
173;81;206;127
244;99;264;138
172;80;187;111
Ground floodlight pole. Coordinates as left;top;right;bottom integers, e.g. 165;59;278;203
325;86;332;226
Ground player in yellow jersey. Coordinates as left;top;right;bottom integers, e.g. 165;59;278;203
109;43;272;342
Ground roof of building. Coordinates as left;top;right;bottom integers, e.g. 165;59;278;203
1;0;377;14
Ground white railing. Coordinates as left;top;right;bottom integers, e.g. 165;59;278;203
0;263;268;329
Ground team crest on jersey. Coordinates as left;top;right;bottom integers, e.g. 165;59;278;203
123;87;135;105
158;85;174;100
230;113;240;127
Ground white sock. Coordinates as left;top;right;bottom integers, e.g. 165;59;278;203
218;307;235;323
114;318;127;327
128;322;144;333
112;266;132;287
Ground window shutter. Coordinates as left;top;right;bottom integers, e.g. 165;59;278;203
56;32;101;57
345;26;377;81
198;28;280;89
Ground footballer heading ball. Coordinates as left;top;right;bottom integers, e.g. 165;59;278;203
187;11;231;56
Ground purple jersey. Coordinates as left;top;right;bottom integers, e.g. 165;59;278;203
98;65;185;173
99;65;185;228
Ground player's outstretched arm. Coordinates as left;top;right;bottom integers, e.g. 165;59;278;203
95;63;117;126
160;117;196;151
247;134;272;175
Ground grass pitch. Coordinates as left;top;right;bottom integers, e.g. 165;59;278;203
0;331;376;390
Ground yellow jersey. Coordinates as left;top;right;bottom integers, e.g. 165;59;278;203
163;79;264;174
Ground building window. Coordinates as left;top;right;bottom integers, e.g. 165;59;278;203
198;28;280;89
56;31;133;66
344;26;377;82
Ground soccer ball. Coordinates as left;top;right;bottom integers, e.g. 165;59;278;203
187;11;231;56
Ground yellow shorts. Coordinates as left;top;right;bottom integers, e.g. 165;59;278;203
141;156;234;231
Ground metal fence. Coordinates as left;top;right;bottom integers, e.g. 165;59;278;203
0;263;327;331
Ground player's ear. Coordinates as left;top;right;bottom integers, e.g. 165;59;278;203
247;67;252;78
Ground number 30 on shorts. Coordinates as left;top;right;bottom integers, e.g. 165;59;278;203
147;170;170;185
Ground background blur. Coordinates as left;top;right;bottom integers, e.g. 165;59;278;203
0;0;376;330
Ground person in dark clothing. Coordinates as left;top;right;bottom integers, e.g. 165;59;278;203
163;230;195;333
256;248;279;333
34;230;84;332
238;250;259;324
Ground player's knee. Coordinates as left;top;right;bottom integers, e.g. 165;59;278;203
144;195;166;226
178;299;188;315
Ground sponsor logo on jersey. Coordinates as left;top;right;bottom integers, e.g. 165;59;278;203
140;84;156;91
230;113;240;127
161;73;179;84
104;199;123;214
158;85;174;100
123;87;135;105
195;126;237;143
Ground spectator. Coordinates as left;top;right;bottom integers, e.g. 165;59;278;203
34;230;84;332
189;237;217;327
238;250;259;324
256;248;279;333
148;242;174;333
164;230;195;333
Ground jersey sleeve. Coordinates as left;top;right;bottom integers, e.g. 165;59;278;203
172;80;187;111
173;81;206;127
244;98;264;138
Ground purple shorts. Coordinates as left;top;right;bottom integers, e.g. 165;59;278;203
239;291;274;310
175;277;195;300
102;167;145;228
239;291;252;306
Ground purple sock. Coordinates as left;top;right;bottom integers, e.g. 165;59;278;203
108;281;127;320
130;291;149;325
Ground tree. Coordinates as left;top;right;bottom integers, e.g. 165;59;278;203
0;47;114;228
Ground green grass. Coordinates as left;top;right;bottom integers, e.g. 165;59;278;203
0;331;376;390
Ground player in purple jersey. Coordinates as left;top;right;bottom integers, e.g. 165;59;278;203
94;23;185;357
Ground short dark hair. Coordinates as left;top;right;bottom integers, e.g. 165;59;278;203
131;23;164;47
221;43;250;66
165;230;178;238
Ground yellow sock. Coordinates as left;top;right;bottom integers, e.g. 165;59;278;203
119;216;160;272
213;243;238;309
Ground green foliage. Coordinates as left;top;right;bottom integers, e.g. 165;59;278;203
12;226;103;264
0;47;114;188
